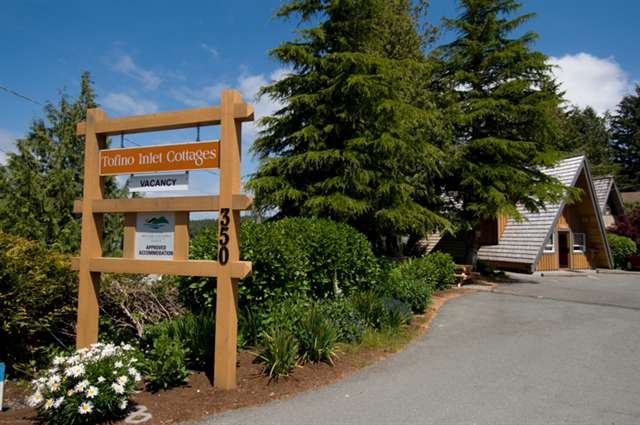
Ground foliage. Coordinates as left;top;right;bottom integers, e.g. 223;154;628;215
610;84;640;191
28;343;142;425
179;217;380;310
144;312;215;371
385;261;433;313
247;0;450;256
381;298;413;330
349;290;391;330
101;274;183;338
0;232;76;373
0;72;125;255
435;0;567;260
238;307;263;349
317;298;365;343
557;106;617;176
421;252;456;290
143;333;189;390
297;306;338;365
607;233;637;269
609;208;640;250
257;326;299;379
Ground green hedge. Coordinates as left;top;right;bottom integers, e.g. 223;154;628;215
608;233;637;269
0;232;77;371
179;217;380;310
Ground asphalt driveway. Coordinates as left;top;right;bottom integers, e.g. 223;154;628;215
190;272;640;425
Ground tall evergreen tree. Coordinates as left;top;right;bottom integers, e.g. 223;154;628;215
610;84;640;191
0;72;124;253
436;0;567;260
247;0;450;255
558;106;616;176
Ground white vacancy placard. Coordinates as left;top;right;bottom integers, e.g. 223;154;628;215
129;173;189;192
135;212;175;259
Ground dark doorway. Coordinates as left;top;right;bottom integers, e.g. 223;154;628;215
558;231;570;268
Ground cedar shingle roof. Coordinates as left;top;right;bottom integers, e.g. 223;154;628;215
477;156;600;268
593;176;625;216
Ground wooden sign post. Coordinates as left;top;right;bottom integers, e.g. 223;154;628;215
72;89;253;389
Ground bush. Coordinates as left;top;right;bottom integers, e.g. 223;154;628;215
179;218;380;310
381;298;412;330
317;298;365;343
422;252;456;290
386;261;432;313
28;343;142;425
608;233;637;269
297;307;337;365
350;291;388;329
609;208;640;248
0;232;77;373
238;307;263;349
257;326;299;379
145;312;215;371
144;334;189;390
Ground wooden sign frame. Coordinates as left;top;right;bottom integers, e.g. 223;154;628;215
72;89;253;389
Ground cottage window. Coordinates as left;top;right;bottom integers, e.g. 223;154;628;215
543;233;555;253
573;233;586;253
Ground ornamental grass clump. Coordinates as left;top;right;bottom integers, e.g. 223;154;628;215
28;342;142;424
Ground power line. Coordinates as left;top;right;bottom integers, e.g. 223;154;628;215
0;83;44;106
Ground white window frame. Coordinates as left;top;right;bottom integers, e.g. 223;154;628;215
543;232;555;253
573;233;586;253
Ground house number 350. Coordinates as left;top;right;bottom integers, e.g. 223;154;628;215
218;208;230;265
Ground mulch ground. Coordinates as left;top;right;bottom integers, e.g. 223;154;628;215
0;287;473;425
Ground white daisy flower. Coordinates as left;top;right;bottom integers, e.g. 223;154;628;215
111;383;125;394
44;399;54;410
127;367;138;376
114;360;123;368
67;389;75;396
74;380;89;392
117;375;129;385
134;373;142;382
119;399;128;410
28;391;44;407
122;343;133;351
78;401;93;415
65;364;85;378
53;397;64;409
52;356;66;366
86;386;99;399
97;376;106;383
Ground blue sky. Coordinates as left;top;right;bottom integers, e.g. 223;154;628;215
1;0;638;201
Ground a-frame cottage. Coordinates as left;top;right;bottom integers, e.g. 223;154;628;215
477;156;613;272
592;175;625;228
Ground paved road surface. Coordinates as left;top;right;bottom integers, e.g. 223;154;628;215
190;272;640;425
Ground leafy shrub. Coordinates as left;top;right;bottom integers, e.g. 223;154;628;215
381;298;412;330
238;307;263;349
0;232;77;373
609;208;640;248
297;307;337;364
28;342;142;424
145;312;215;371
608;233;637;269
257;326;299;379
317;298;365;343
144;334;189;390
385;262;432;313
422;252;456;290
350;291;386;329
179;218;380;310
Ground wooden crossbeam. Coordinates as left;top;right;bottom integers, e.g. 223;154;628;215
70;257;252;279
76;103;254;136
73;195;253;214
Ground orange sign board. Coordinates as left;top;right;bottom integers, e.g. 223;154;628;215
99;140;219;175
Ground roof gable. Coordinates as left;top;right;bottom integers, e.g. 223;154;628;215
593;176;625;216
477;156;613;269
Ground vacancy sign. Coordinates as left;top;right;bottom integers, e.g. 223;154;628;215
99;140;219;175
135;212;175;260
129;173;189;192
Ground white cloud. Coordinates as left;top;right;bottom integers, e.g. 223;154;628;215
170;83;226;107
103;93;158;115
200;43;219;59
112;54;161;90
0;128;17;164
549;52;630;115
237;68;289;140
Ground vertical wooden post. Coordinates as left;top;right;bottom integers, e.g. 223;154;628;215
214;89;243;389
123;213;136;258
174;212;190;260
76;108;107;348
